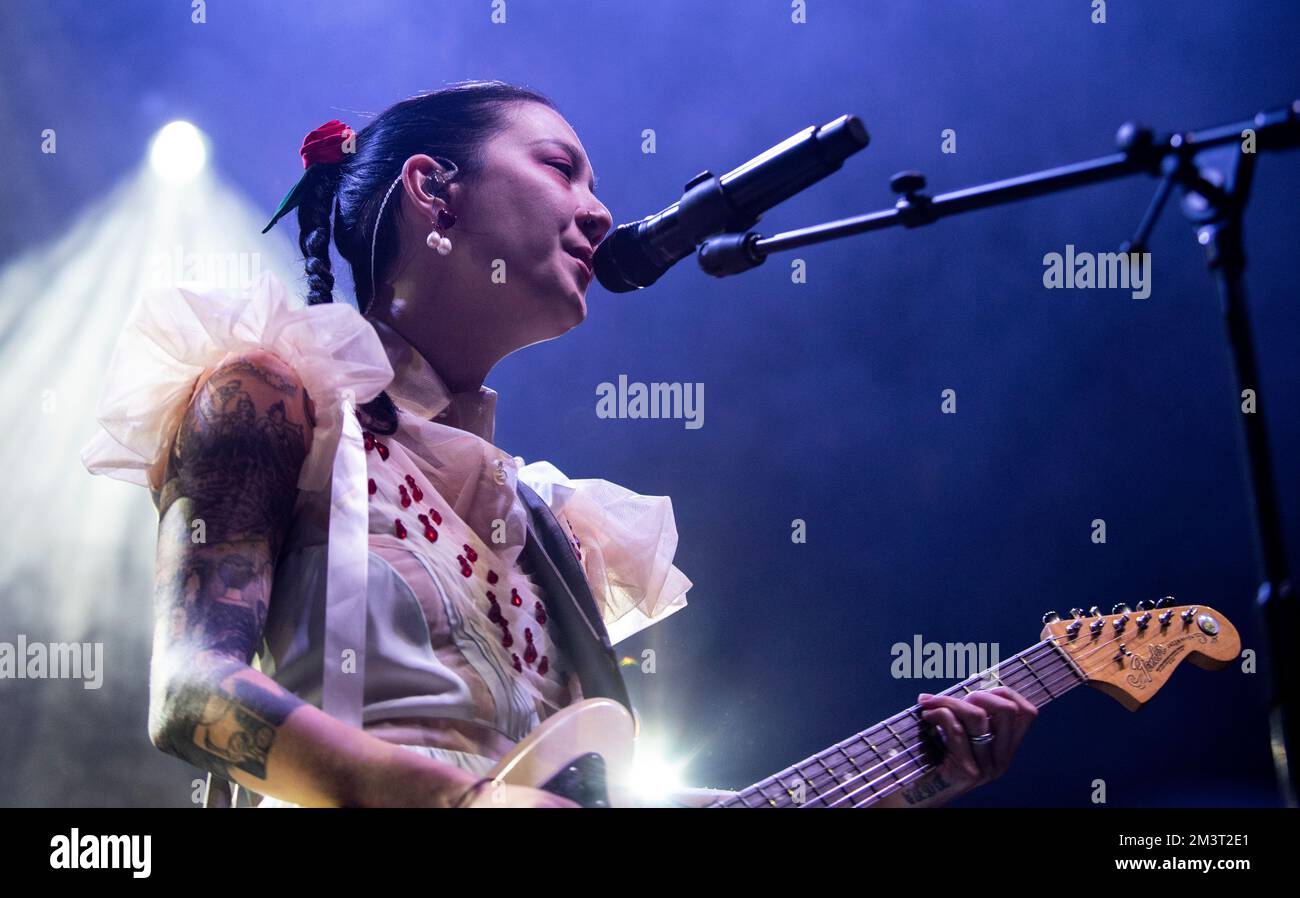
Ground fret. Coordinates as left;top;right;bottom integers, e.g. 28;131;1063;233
821;745;867;806
1018;654;1055;700
858;733;895;786
786;763;818;806
879;723;912;783
748;779;774;805
805;761;835;806
1042;639;1086;702
772;770;799;808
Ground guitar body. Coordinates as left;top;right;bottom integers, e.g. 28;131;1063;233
487;698;638;807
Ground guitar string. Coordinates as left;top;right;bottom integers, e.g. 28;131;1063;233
818;628;1171;809
808;623;1193;809
795;644;1071;808
805;646;1086;809
724;640;1070;808
727;618;1194;808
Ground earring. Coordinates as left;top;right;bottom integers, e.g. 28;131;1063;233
427;208;457;256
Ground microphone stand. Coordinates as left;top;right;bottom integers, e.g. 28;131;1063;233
700;102;1300;806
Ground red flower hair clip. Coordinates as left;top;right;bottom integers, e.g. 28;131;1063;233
300;119;355;168
262;119;356;234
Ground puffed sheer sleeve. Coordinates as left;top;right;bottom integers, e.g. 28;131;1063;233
80;271;393;493
81;271;395;729
515;460;692;645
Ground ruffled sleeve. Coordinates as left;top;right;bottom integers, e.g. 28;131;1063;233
80;270;393;493
515;460;692;645
82;270;395;730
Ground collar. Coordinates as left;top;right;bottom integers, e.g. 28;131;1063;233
365;314;498;443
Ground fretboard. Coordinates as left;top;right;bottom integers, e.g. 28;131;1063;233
710;638;1084;808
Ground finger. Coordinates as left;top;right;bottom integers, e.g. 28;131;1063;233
919;705;979;787
990;686;1039;757
965;691;1019;772
942;698;996;779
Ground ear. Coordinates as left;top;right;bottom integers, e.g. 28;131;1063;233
400;154;459;221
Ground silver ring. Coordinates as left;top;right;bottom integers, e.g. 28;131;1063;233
969;732;995;745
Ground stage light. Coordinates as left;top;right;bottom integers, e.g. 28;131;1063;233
148;120;207;182
626;743;688;805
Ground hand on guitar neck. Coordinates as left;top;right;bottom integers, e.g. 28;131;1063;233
869;687;1038;808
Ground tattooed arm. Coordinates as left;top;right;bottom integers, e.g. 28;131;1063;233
147;349;479;808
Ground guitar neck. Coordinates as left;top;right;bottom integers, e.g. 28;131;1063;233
710;637;1085;808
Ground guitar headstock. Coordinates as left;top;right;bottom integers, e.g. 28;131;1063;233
1040;598;1240;711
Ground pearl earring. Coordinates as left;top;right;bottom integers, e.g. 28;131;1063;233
426;228;452;255
427;207;457;256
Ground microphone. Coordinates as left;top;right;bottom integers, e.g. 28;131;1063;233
593;114;869;293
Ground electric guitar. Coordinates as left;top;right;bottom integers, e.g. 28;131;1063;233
484;598;1240;806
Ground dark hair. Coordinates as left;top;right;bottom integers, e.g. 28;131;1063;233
297;80;558;433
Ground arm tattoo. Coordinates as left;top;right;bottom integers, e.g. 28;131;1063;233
900;772;952;805
149;358;311;778
152;654;300;779
159;371;305;555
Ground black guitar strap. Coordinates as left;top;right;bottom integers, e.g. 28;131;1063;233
515;480;634;715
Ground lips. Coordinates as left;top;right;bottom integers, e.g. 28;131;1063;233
565;246;594;280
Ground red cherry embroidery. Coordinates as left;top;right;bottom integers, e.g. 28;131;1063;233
423;525;438;542
429;508;442;525
462;544;478;563
457;555;473;577
512;654;523;673
375;441;389;460
398;484;411;508
394;519;407;539
363;431;375;451
534;602;548;624
510;588;522;608
537;656;549;676
488;603;503;624
501;630;514;649
486;570;498;585
368;478;377;495
404;475;423;502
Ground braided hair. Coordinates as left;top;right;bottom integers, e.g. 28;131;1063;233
295;80;558;433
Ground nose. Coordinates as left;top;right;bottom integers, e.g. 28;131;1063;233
580;200;613;247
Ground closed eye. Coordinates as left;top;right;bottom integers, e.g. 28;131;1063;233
546;160;574;180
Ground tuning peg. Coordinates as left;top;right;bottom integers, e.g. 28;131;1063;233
1088;606;1102;617
1069;608;1084;619
1042;611;1061;624
1156;595;1176;608
1112;603;1132;614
